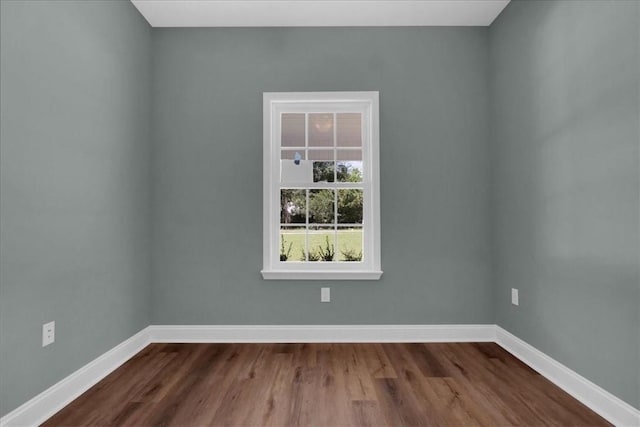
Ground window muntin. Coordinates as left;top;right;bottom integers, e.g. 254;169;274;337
263;92;381;280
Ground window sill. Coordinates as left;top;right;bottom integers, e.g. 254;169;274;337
261;270;383;280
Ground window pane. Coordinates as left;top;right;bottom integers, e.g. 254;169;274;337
337;113;361;147
308;226;336;262
309;189;335;224
313;162;334;182
337;227;363;261
309;113;334;147
309;150;335;182
281;189;306;224
338;189;363;224
281;150;305;160
308;149;333;161
337;150;363;182
281;113;305;147
280;227;305;262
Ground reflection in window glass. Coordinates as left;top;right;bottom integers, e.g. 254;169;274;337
309;113;334;147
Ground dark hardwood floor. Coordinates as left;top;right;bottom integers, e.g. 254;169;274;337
43;342;610;426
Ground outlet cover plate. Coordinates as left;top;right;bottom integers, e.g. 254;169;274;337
42;321;55;347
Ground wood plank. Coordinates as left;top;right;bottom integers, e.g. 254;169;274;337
42;342;612;427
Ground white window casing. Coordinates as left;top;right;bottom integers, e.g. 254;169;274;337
262;92;382;280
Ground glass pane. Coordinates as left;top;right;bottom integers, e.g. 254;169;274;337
281;113;305;147
308;226;336;262
280;227;305;262
337;113;361;147
313;162;334;182
309;113;334;147
337;227;363;261
338;189;363;224
309;150;335;183
309;189;335;224
281;150;305;160
337;150;363;182
308;149;333;161
280;189;306;224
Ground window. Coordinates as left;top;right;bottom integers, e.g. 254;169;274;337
262;92;382;280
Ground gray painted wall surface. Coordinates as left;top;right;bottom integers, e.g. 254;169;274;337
0;0;151;416
151;28;493;325
490;0;640;409
2;0;639;418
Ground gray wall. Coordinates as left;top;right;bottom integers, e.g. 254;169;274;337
3;0;638;418
0;0;152;416
490;0;640;409
151;28;493;325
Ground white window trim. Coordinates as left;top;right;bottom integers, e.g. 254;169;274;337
262;91;382;280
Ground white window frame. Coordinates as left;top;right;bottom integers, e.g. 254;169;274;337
262;91;382;280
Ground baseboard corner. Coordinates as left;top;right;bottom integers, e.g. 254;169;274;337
0;327;151;427
495;326;640;427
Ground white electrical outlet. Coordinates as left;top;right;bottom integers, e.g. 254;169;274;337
321;287;331;302
42;321;55;347
511;288;519;306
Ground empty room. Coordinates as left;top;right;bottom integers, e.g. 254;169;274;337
1;0;639;425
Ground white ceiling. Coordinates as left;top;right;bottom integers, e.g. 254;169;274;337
131;0;510;27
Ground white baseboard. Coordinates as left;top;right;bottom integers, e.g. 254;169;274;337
0;327;151;427
147;324;496;343
496;326;640;427
2;325;638;427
